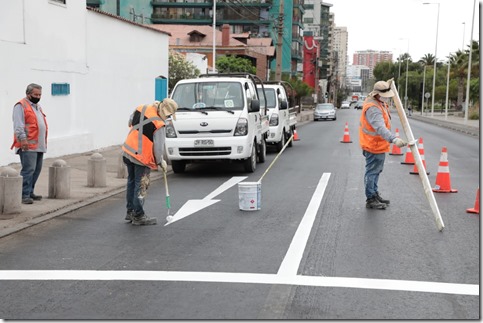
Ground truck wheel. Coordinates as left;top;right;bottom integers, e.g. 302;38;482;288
276;131;286;152
243;143;257;172
257;138;266;163
171;160;186;173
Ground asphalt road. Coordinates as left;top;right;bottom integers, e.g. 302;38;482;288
0;109;479;319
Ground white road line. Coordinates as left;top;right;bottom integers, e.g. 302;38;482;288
0;270;477;296
277;172;331;276
203;176;247;200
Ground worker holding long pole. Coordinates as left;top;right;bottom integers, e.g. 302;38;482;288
359;81;408;210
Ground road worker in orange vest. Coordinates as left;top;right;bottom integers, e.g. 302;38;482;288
12;83;48;205
359;80;407;209
122;98;178;225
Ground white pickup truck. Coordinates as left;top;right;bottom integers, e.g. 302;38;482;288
166;73;269;173
257;81;297;152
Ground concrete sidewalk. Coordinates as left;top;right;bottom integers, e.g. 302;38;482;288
0;109;478;238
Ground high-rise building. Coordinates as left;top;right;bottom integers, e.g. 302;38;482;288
352;50;393;78
333;26;348;89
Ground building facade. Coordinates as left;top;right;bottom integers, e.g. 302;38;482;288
352;50;393;78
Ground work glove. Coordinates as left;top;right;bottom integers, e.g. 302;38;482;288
159;159;168;173
20;139;29;151
392;138;407;148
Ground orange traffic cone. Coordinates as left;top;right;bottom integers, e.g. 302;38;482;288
466;188;480;214
401;146;415;164
340;122;352;143
293;129;300;141
389;128;403;155
432;147;457;193
410;137;429;175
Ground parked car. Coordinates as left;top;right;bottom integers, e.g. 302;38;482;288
354;100;364;110
314;103;337;121
340;101;350;109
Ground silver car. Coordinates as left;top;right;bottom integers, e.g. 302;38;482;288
314;103;337;121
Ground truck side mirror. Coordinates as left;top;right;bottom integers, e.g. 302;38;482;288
280;101;288;110
249;99;260;113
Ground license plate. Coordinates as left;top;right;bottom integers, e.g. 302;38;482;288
194;139;214;147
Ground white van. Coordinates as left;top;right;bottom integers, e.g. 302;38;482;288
166;74;269;173
257;81;297;152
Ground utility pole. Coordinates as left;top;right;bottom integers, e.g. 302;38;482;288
275;0;284;81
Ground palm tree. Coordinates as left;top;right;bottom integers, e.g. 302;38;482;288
449;50;467;109
418;53;436;66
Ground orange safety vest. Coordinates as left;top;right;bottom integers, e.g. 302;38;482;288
122;104;165;169
359;98;391;154
11;98;48;150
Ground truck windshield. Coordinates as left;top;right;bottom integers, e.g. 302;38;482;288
256;88;276;109
171;82;244;111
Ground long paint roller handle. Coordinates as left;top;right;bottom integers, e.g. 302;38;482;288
258;134;294;183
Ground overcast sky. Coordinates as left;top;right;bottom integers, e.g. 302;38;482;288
330;0;479;63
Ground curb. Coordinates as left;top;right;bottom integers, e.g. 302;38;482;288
409;115;479;137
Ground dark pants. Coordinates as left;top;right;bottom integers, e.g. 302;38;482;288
123;156;150;216
362;150;386;200
18;150;44;199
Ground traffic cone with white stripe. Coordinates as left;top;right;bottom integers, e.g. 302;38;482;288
410;137;429;175
293;129;300;141
466;188;480;214
389;128;404;155
340;122;352;143
401;146;415;164
432;147;457;193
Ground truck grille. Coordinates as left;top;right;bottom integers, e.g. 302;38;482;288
179;147;232;156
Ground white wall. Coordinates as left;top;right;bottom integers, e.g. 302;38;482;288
0;0;169;166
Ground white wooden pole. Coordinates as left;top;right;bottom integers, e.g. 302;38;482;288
389;79;445;231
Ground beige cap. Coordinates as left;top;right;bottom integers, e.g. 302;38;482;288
369;81;394;98
156;98;178;121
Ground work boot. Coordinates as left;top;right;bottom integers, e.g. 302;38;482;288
375;192;390;205
366;197;387;209
132;214;157;226
30;193;42;201
125;210;134;222
22;197;34;204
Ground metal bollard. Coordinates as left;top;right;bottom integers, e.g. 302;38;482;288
87;152;107;187
48;159;71;199
117;152;127;179
0;167;22;215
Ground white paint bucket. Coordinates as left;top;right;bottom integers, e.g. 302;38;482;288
238;181;261;211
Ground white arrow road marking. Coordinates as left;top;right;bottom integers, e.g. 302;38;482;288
165;176;247;226
278;172;331;276
0;270;477;296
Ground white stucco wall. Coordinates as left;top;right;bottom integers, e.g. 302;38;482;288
0;0;169;166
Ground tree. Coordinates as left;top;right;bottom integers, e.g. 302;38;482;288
418;53;436;66
168;51;200;92
286;77;313;106
216;55;256;74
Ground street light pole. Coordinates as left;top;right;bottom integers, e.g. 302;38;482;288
445;57;450;120
462;22;466;50
464;0;476;124
421;65;426;115
212;0;216;73
423;2;440;117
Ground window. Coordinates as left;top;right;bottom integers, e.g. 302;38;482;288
50;0;66;4
51;83;70;96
